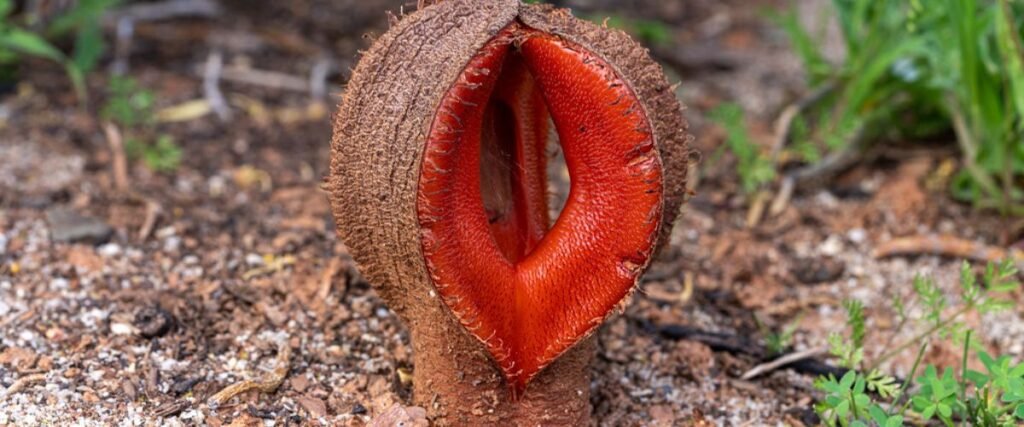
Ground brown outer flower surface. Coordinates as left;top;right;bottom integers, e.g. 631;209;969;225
328;0;690;424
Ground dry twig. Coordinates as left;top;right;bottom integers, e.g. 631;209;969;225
740;345;829;380
203;51;232;122
766;124;871;215
208;343;291;408
138;198;162;241
769;81;837;160
217;66;309;93
102;122;130;193
110;17;134;75
874;234;1024;267
309;58;333;101
745;190;772;228
1;373;47;400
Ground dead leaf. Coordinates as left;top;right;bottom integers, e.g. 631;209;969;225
156;100;212;123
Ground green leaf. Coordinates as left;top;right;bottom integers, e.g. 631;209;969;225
0;29;66;62
64;63;86;102
48;0;122;37
920;403;936;419
708;103;776;194
1010;360;1024;378
1015;403;1024;419
72;21;104;74
840;370;857;389
145;135;182;172
836;398;850;417
966;368;990;386
774;9;832;83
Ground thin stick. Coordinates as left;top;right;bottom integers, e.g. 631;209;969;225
1;373;46;400
103;122;130;193
786;123;869;189
203;51;232;122
745;190;771;228
110;17;135;75
138;198;161;241
874;234;1024;267
740;345;829;380
766;122;869;216
208;343;291;408
216;66;309;93
769;81;837;160
948;100;1001;200
768;176;795;217
309;58;333;101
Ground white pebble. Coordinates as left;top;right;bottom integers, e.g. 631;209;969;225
245;253;263;266
98;244;121;257
163;236;181;252
819;235;844;256
110;323;137;336
49;278;69;291
847;228;867;244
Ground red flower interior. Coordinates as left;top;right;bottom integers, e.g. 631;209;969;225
417;23;664;397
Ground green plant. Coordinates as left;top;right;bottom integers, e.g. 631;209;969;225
961;350;1024;424
709;103;775;194
103;76;155;127
0;0;118;100
0;0;84;98
102;76;180;172
937;0;1024;214
47;0;120;75
124;134;181;173
760;312;804;355
814;260;1023;426
778;0;1024;215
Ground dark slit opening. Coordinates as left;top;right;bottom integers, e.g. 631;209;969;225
478;54;554;264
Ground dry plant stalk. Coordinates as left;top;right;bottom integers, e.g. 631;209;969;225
1;373;47;401
208;343;291;407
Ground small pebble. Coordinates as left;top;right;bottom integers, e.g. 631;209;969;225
46;208;113;245
110;323;137;336
847;228;867;244
98;243;121;257
818;235;844;256
245;253;263;266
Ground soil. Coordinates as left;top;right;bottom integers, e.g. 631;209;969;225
1;0;1023;426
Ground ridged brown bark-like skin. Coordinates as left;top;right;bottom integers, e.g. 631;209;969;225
328;1;690;425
